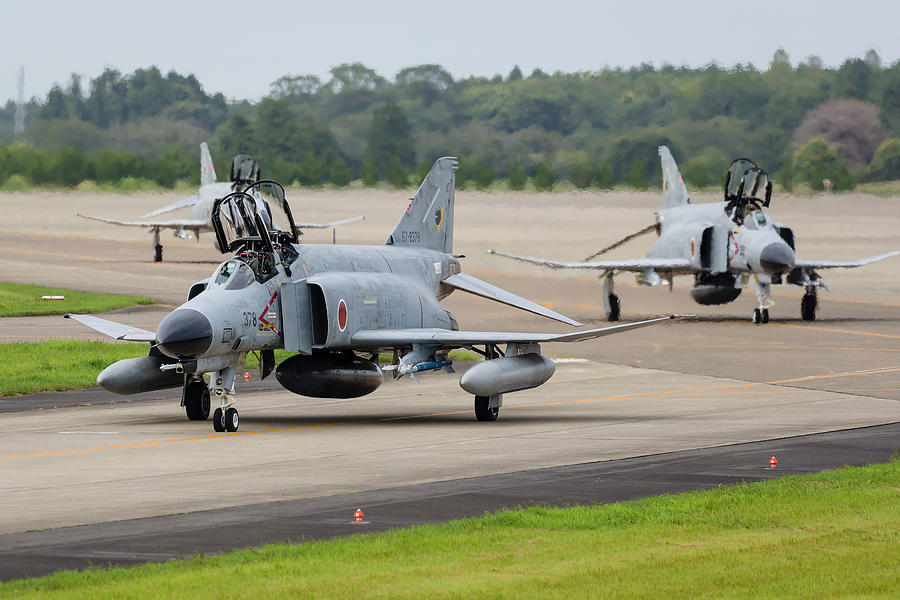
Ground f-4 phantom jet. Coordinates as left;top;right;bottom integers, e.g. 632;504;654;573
66;158;684;432
489;146;898;323
77;144;362;262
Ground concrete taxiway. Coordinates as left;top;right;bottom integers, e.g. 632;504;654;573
1;422;897;581
0;187;898;579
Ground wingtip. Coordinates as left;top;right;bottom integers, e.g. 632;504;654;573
487;249;494;254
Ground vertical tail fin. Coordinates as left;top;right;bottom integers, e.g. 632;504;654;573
386;157;457;253
200;142;217;186
658;146;689;208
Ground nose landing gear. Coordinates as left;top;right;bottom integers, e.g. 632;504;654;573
209;367;240;432
752;280;774;324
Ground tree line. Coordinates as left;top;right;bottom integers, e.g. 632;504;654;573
3;50;900;191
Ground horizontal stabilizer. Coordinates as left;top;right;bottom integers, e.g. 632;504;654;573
64;313;156;342
487;249;693;273
795;250;899;270
76;213;207;229
295;216;365;229
142;195;201;218
442;272;581;327
350;314;687;347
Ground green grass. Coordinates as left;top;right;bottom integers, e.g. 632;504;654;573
1;459;897;598
0;341;146;396
0;282;153;317
0;343;480;397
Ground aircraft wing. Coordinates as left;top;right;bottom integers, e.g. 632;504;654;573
350;315;685;347
64;313;156;342
794;251;899;270
294;216;365;229
487;249;693;273
141;195;201;218
76;213;208;229
442;272;581;327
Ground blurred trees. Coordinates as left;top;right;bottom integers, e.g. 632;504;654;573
793;138;854;190
793;99;887;169
8;52;900;189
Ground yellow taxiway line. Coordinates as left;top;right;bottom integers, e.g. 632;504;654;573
3;365;898;461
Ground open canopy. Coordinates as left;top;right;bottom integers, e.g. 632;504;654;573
723;158;773;224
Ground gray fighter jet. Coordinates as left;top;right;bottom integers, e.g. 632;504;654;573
76;143;362;262
489;146;898;323
66;157;684;432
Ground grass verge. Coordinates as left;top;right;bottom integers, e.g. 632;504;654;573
0;282;153;317
0;341;145;396
1;459;897;598
0;343;479;397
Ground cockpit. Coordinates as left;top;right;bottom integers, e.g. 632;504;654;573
212;259;257;290
211;180;299;283
723;158;773;225
742;208;769;230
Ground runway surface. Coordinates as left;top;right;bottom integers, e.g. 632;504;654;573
0;187;898;580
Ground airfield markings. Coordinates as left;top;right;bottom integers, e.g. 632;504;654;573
3;365;897;461
769;322;900;340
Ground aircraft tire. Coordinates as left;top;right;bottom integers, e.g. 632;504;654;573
154;244;163;263
184;381;210;421
213;408;226;432
801;294;817;321
607;294;620;322
474;396;499;422
225;408;240;432
761;309;770;324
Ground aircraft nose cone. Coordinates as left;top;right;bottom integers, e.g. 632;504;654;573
759;242;795;275
157;309;212;359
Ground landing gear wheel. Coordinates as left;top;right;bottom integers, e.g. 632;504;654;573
225;408;240;432
474;396;499;422
184;381;210;421
752;308;762;324
607;294;620;322
212;408;226;432
801;294;817;321
154;244;163;263
761;308;770;324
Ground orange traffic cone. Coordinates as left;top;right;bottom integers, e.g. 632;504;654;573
243;372;251;381
769;456;778;469
354;508;364;523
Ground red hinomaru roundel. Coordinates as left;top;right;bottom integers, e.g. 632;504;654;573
337;299;348;331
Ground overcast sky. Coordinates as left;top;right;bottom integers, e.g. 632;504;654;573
2;0;898;104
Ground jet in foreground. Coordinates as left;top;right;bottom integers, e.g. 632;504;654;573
67;157;683;432
489;146;898;323
77;144;362;261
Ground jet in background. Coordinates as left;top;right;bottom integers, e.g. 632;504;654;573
67;157;684;432
77;144;362;262
489;146;898;323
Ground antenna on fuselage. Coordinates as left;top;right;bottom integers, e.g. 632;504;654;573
14;67;25;142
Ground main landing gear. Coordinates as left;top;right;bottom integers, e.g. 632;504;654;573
183;378;210;420
602;272;620;322
474;394;502;422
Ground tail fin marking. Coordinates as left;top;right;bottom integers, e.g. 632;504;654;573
387;157;457;253
200;142;217;187
658;146;690;209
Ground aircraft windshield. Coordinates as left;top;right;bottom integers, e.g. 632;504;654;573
212;260;256;290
